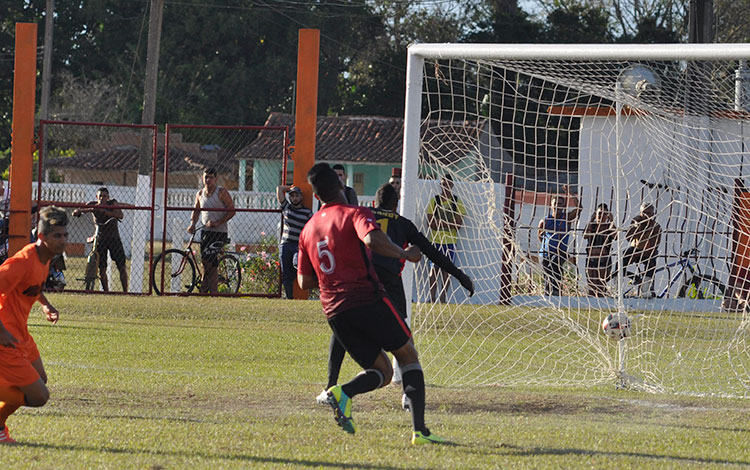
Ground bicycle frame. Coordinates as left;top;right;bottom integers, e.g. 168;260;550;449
623;249;699;299
167;229;203;285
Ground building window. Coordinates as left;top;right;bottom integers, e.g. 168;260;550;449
353;172;364;195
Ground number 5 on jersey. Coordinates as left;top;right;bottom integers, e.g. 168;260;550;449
317;237;336;274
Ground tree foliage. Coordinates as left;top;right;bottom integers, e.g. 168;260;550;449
0;0;748;170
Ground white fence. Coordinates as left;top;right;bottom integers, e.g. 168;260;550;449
35;182;284;255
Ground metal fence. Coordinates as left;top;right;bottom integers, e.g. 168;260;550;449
37;120;290;297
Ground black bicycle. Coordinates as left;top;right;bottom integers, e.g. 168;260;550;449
621;248;725;300
151;225;241;295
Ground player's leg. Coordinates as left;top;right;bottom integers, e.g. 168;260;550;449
0;349;48;444
97;243;109;291
316;333;347;404
280;242;296;299
390;342;444;444
326;333;346;388
328;314;391;398
642;256;657;297
0;385;24;444
110;238;128;292
428;264;439;302
438;268;450;303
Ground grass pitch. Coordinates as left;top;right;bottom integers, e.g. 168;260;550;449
3;294;750;469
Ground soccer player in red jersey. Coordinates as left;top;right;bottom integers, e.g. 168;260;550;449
319;182;474;411
0;206;68;444
297;163;445;445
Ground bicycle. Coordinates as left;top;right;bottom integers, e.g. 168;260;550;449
80;218;117;291
151;224;241;295
619;248;725;300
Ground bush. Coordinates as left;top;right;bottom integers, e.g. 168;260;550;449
238;232;280;295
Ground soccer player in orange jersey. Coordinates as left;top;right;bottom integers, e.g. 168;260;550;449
0;206;68;444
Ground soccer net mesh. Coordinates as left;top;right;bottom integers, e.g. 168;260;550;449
402;45;750;397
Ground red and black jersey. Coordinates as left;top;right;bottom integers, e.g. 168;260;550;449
298;202;385;318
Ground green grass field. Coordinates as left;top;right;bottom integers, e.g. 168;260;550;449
3;294;750;469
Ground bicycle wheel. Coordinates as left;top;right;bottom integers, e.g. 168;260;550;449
217;254;241;293
678;275;726;300
151;249;197;295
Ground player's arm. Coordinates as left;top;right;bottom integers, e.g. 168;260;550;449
0;318;18;348
0;260;23;347
296;242;318;289
276;185;291;204
187;192;201;233
102;201;124;221
537;218;545;241
410;227;474;296
37;293;59;324
298;272;317;289
217;188;236;224
363;229;421;262
564;185;582;221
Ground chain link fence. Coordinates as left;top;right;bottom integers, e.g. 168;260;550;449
37;121;290;297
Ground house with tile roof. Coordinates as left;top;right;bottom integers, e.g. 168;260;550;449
45;132;237;189
236;112;509;196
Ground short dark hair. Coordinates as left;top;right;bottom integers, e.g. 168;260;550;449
307;163;342;203
375;183;398;211
96;187;109;195
332;164;345;172
203;166;217;176
38;206;68;235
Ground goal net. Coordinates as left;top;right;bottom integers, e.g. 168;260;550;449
401;44;750;397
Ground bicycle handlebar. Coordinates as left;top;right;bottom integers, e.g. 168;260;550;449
680;247;699;258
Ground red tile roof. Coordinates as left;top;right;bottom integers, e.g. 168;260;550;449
236;113;405;163
236;112;486;165
47;145;233;174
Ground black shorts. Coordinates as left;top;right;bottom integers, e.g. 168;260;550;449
200;230;227;267
97;237;126;269
327;297;411;369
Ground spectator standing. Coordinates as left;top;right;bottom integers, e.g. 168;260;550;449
187;167;236;294
72;187;128;292
276;184;313;299
388;167;402;194
332;164;358;205
426;174;467;303
537;185;582;296
583;203;616;297
614;202;662;298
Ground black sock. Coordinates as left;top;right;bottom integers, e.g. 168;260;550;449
402;367;427;432
341;369;384;398
327;334;347;389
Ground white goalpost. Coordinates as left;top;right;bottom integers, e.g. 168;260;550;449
400;43;750;396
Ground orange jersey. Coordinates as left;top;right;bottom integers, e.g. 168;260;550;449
0;243;49;346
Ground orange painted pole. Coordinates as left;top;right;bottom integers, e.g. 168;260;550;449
292;28;319;300
9;23;37;256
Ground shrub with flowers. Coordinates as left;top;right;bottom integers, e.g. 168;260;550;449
238;232;281;295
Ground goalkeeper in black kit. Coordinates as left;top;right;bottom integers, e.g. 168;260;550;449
317;183;474;409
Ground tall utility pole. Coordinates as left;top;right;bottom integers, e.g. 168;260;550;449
39;0;54;120
689;0;715;43
130;0;164;293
